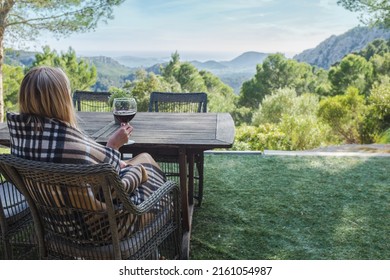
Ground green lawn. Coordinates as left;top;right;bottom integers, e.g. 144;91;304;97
190;154;390;260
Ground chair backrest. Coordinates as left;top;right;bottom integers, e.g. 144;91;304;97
73;90;111;112
148;92;207;113
0;154;180;260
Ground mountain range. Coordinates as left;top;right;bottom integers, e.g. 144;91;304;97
294;26;390;69
5;26;390;93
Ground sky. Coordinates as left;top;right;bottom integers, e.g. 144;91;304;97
31;0;361;61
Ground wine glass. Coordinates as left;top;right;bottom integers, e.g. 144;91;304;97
112;97;137;144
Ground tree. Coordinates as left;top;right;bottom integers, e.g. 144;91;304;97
159;52;237;113
173;62;207;93
337;0;390;27
357;38;390;60
328;54;373;96
32;46;97;93
0;0;125;121
238;53;317;109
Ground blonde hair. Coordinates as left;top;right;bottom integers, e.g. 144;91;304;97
19;66;77;127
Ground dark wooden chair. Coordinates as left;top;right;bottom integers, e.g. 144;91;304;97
0;171;36;259
73;90;112;112
0;154;182;260
148;92;207;206
149;92;207;113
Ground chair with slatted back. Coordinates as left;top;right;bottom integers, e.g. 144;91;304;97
73;90;112;112
0;170;36;259
148;91;207;206
0;154;183;260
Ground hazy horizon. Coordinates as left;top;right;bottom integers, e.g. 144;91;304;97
75;49;295;62
22;1;360;62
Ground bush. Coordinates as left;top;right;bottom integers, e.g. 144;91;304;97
243;88;331;150
233;124;288;151
363;82;390;142
318;87;367;144
278;114;333;150
378;128;390;143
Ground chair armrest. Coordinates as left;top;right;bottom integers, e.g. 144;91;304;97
116;180;180;215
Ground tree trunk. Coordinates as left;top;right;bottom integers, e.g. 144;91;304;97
0;31;4;123
0;15;5;122
0;1;15;122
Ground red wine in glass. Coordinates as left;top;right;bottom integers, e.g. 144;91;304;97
112;97;137;144
114;110;136;123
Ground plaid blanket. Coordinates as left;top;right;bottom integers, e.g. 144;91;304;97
6;112;164;200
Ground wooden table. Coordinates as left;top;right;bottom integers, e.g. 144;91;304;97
0;112;235;259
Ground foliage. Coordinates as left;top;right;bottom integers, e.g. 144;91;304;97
122;52;237;113
107;87;132;107
378;128;390;143
4;1;125;44
252;88;297;125
238;53;320;110
123;69;179;112
277;114;332;150
200;70;237;113
369;81;390;123
0;0;125;121
358;39;390;61
337;0;390;27
328;54;373;96
3;64;24;114
370;52;390;82
233;124;288;151
362;81;390;142
318;87;367;143
32;46;97;93
243;88;332;151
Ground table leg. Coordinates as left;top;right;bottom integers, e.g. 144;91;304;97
179;148;192;259
188;152;195;206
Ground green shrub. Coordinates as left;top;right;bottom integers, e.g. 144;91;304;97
318;87;367;144
233;124;288;151
378;128;390;143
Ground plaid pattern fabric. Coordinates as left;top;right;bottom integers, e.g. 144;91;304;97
7;112;121;169
6;113;165;202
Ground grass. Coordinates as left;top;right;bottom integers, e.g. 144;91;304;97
190;154;390;260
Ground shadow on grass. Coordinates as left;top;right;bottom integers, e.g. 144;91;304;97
190;154;390;260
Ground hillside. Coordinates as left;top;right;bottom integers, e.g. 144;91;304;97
82;56;134;90
294;26;390;69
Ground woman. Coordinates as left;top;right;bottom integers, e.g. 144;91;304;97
7;66;166;206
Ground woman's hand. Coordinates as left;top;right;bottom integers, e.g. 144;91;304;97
106;123;133;150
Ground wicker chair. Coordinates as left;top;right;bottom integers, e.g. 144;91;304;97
0;171;36;259
73;90;111;112
148;92;207;206
0;154;182;260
